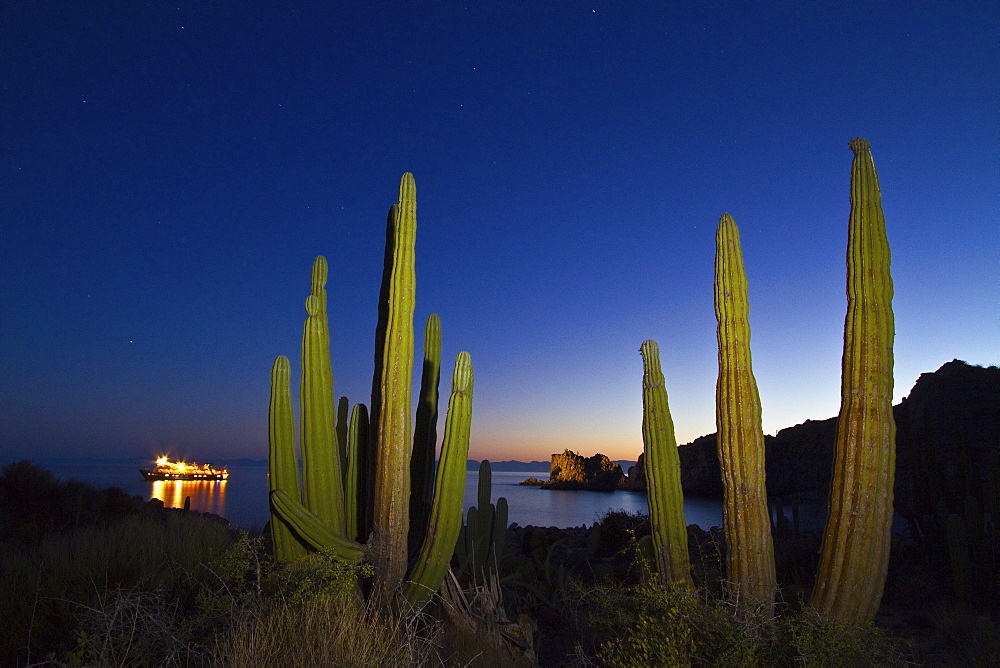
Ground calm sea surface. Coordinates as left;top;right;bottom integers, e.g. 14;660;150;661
10;459;822;531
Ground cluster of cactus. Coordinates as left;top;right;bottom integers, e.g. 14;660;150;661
454;460;509;581
267;173;475;609
641;139;896;623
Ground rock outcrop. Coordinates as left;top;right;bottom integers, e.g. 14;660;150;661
539;450;625;491
621;453;646;491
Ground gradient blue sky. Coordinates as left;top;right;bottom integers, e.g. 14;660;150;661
2;2;997;463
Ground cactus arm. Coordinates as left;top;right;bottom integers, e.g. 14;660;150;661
371;173;418;597
639;340;692;588
344;402;369;543
474;460;495;570
337;396;350;486
268;355;308;561
270;489;365;562
404;351;474;608
409;313;442;552
811;138;896;622
493;496;508;566
714;213;776;612
300;259;346;535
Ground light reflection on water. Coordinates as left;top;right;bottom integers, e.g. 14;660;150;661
13;459;828;531
149;479;228;518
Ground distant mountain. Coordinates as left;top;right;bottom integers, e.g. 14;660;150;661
467;460;550;472
227;458;268;466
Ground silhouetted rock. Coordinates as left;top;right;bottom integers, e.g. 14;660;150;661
621;360;998;511
621;453;647;491
539;450;625;491
669;360;1000;507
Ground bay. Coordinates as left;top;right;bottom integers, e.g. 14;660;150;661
7;458;817;531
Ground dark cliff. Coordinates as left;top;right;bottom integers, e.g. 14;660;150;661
674;360;999;514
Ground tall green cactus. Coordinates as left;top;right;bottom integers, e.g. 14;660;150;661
811;138;896;623
299;260;347;536
371;173;418;597
267;173;474;610
714;213;776;612
409;313;442;553
268;355;307;562
639;340;692;588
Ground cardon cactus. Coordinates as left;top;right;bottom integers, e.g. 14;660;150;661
300;259;347;536
409;313;442;554
810;138;896;623
369;174;420;597
267;173;474;610
714;213;776;612
344;402;368;543
455;460;509;581
403;352;474;605
639;340;692;588
268;356;305;562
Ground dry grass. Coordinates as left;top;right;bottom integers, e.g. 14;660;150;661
0;511;232;664
213;592;438;667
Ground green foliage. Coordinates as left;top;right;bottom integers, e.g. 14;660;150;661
0;460;154;545
784;608;905;667
594;582;697;667
589;579;906;667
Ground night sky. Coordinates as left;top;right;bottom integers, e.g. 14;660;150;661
2;3;997;463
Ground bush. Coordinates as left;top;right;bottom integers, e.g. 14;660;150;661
0;503;233;664
587;579;906;667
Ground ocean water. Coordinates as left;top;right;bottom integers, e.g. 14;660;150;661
8;458;820;531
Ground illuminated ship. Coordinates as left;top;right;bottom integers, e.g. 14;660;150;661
140;456;229;481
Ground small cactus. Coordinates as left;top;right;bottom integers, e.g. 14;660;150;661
455;460;508;582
